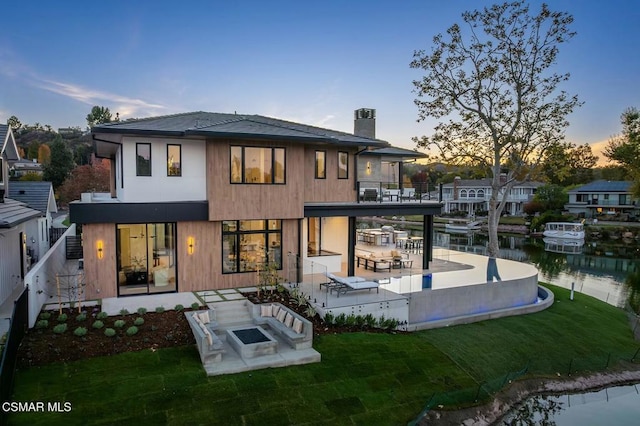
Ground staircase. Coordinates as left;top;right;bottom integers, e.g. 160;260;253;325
212;300;252;330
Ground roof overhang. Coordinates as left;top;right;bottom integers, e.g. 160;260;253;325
304;201;443;217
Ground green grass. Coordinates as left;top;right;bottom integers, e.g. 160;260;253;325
9;284;639;425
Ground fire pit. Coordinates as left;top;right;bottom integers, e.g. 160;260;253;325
226;326;277;359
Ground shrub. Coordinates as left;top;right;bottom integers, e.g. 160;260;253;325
74;327;87;337
191;302;200;310
104;328;116;337
134;317;144;326
114;320;126;329
345;314;357;327
155;306;165;313
119;309;130;316
35;320;49;329
39;312;51;320
364;313;377;328
75;313;87;322
126;326;138;336
174;304;184;311
137;307;147;315
92;320;104;329
334;313;347;327
355;315;366;328
323;312;334;325
304;305;317;318
57;313;68;323
53;324;67;334
96;311;108;320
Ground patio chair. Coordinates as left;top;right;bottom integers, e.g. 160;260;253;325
363;188;378;201
320;272;367;293
335;280;380;297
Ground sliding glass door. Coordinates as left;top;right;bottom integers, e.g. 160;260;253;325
116;223;177;296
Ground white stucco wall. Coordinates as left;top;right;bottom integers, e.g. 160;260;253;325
117;137;207;202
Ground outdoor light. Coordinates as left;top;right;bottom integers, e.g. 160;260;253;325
366;161;371;175
187;236;195;255
96;240;104;259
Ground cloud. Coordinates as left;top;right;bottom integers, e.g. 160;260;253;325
590;139;611;166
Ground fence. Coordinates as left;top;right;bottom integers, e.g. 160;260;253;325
408;348;640;425
0;287;29;425
49;227;66;247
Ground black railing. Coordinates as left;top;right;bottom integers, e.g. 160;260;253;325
0;287;29;424
49;227;66;247
356;181;439;203
65;235;83;259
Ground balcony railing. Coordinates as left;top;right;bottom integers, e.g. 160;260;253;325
356;181;439;204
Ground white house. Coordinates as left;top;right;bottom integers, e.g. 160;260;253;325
441;177;543;216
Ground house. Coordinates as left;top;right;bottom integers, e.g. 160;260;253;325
441;177;543;216
565;180;639;219
0;124;42;308
69;110;442;299
11;158;44;178
8;181;58;263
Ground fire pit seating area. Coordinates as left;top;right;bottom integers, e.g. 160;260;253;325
249;302;313;350
185;309;225;364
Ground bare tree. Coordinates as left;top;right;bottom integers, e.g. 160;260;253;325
411;1;581;257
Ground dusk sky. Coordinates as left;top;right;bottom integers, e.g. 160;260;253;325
2;0;639;160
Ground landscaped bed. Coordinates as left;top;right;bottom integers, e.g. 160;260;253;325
9;284;640;425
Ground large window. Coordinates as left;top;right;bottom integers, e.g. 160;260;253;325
315;151;326;179
338;151;348;179
222;220;282;273
167;144;181;176
136;143;151;176
230;146;285;184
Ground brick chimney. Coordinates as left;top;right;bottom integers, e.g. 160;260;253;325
453;176;461;200
354;108;376;139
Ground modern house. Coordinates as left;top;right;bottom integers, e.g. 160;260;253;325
565;180;639;219
11;158;43;178
0;124;42;308
441;177;543;216
8;181;58;263
69;110;442;299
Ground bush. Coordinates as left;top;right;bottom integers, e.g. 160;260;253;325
57;313;68;323
134;317;144;326
323;312;334;326
104;328;116;337
35;320;49;329
53;324;67;334
137;307;147;315
39;312;51;320
155;306;165;313
334;313;347;327
92;320;104;329
345;314;357;327
96;311;108;320
74;327;87;337
191;302;200;310
174;304;184;311
119;309;130;316
364;313;377;328
114;320;126;329
75;313;87;322
126;326;138;336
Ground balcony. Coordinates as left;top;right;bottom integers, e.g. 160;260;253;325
356;181;438;204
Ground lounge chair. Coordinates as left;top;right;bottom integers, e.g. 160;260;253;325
334;280;379;297
362;188;378;201
320;272;366;292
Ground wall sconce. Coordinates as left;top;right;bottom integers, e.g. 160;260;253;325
187;236;195;255
97;240;104;259
366;161;372;175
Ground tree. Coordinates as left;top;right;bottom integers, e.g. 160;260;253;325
26;140;40;160
86;106;113;128
38;144;51;165
7;115;22;131
541;141;597;185
410;1;580;257
43;136;75;189
532;184;567;211
58;159;111;204
604;107;640;196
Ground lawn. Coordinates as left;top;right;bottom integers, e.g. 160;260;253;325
9;285;639;425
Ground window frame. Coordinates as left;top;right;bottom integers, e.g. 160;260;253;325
221;219;282;273
229;146;286;184
136;143;152;177
315;150;326;179
166;144;182;177
337;151;348;179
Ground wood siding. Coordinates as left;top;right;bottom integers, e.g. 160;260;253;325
82;223;117;299
304;146;357;202
207;140;304;221
178;219;299;292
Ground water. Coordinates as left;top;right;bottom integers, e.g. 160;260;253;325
433;230;640;307
500;384;640;425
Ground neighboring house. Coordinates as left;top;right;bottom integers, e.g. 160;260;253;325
69;110;442;299
565;180;639;219
12;158;44;178
0;124;42;307
8;181;58;263
441;177;543;216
